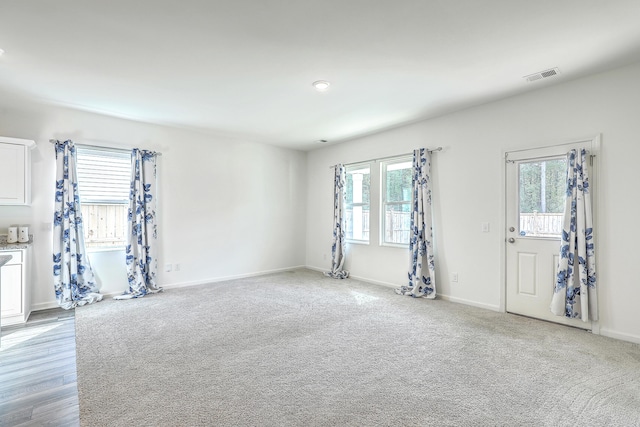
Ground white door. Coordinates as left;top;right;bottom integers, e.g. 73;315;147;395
505;140;596;329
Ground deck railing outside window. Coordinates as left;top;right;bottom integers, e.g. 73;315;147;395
519;212;563;237
345;209;411;244
81;203;127;247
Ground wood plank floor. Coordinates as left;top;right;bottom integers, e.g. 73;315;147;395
0;309;79;427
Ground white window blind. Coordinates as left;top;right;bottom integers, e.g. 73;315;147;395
76;147;131;203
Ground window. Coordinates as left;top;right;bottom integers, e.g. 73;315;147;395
345;163;370;243
76;147;130;248
381;158;412;245
518;157;566;238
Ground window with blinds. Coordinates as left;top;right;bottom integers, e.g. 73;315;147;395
76;146;131;248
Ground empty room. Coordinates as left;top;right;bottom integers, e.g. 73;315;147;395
1;1;639;426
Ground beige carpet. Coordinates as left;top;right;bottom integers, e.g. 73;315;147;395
75;269;640;426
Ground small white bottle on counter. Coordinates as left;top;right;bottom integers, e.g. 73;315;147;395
7;225;18;243
18;225;29;243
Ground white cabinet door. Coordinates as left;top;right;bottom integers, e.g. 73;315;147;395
0;143;26;204
0;137;35;205
0;263;23;317
0;249;28;325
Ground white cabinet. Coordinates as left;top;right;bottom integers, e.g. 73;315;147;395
0;249;30;325
0;137;36;205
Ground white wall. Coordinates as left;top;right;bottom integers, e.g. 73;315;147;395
0;96;307;309
306;61;640;344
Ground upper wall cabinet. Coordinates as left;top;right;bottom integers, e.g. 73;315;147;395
0;137;36;206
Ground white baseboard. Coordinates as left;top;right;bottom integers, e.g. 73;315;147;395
31;301;61;312
438;294;501;312
599;327;640;345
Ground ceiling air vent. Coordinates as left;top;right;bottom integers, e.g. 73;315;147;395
524;67;560;83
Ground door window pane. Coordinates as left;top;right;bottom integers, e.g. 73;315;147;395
518;158;566;237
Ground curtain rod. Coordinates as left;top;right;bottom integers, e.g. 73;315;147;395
49;139;162;156
505;150;592;164
329;147;442;170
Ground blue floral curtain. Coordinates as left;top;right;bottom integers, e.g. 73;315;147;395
114;149;161;299
52;140;102;309
396;148;436;298
551;148;597;321
324;164;349;279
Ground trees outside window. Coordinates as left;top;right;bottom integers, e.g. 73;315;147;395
518;158;567;237
381;158;412;245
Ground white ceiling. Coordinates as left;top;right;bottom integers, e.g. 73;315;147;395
1;1;640;151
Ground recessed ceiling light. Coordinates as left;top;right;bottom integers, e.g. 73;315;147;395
312;80;330;92
0;49;4;57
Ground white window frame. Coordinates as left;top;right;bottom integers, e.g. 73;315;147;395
345;162;371;244
76;146;131;251
380;156;413;248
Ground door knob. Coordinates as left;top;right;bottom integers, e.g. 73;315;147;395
508;237;515;243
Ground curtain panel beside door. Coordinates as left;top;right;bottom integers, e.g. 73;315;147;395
551;148;597;321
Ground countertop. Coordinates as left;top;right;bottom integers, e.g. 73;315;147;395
0;254;12;267
0;235;34;250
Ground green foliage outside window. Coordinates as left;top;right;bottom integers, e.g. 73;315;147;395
386;167;412;206
345;170;370;205
519;159;566;214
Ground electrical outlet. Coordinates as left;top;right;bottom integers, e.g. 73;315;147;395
165;264;172;273
452;272;459;282
481;222;490;233
175;263;181;272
